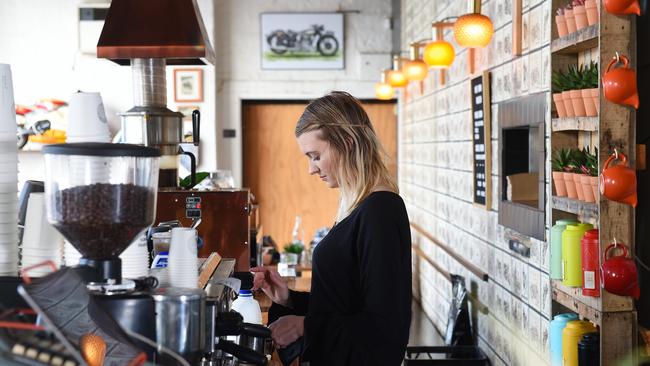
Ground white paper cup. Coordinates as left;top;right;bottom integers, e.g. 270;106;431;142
0;64;17;134
22;193;61;248
67;92;110;142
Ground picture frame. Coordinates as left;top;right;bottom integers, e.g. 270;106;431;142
173;68;203;102
260;12;344;70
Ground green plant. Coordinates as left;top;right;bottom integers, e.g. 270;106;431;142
567;64;587;90
580;146;599;176
284;241;304;254
552;148;574;172
567;147;588;173
179;172;210;189
552;70;571;93
584;61;599;88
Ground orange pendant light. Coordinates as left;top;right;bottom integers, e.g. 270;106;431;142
403;43;429;81
423;40;455;68
375;70;394;100
453;13;494;48
387;55;408;87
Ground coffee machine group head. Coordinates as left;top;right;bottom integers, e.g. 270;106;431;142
42;142;160;283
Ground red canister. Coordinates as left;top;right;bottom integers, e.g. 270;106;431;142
581;229;600;297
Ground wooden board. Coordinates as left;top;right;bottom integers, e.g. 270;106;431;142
551;24;599;54
198;252;221;289
551;117;599;132
242;101;397;249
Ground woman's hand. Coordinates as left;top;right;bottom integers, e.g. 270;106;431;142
250;266;290;306
268;315;304;349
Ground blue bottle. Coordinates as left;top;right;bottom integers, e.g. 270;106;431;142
550;313;578;366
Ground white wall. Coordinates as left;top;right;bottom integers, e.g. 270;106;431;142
0;0;218;185
213;0;394;185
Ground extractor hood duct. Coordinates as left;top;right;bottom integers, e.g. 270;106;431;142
97;0;215;65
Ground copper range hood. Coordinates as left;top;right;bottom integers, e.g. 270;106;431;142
97;0;215;65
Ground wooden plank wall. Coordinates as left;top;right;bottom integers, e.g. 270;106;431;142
401;1;552;365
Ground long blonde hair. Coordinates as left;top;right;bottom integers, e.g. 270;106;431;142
295;91;397;221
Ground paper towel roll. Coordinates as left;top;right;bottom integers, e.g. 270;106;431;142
67;92;110;142
0;64;17;136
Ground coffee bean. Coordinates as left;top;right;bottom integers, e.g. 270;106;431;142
51;183;154;259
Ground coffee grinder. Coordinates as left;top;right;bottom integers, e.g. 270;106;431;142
42;142;160;285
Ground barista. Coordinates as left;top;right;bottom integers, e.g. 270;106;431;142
252;91;411;366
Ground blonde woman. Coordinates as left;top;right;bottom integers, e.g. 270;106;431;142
252;91;411;365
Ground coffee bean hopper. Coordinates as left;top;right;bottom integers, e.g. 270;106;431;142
41;142;160;285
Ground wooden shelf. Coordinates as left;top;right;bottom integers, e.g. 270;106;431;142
551;24;599;54
552;280;602;325
551;117;599;132
551;196;598;219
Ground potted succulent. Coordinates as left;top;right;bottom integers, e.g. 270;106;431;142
556;7;569;37
573;0;589;30
552;148;572;196
581;61;599;116
561;69;576;117
586;147;599;199
565;3;577;33
567;65;587;117
552;70;569;117
579;147;598;202
568;148;587;201
585;0;599;25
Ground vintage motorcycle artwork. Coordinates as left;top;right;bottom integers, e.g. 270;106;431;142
266;24;340;57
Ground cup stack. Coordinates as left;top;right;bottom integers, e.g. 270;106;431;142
168;228;199;288
63;240;82;266
0;64;19;276
120;232;150;279
66;92;110;143
20;193;62;277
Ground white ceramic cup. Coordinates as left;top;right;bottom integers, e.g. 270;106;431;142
66;92;110;142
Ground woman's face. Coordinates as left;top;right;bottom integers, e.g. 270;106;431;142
296;129;339;188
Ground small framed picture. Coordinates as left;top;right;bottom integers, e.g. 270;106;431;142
174;68;203;102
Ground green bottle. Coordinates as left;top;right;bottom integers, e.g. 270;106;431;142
550;219;579;280
562;223;594;287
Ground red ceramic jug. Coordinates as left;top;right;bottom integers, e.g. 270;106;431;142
600;152;637;207
604;0;641;15
602;55;639;109
601;242;640;299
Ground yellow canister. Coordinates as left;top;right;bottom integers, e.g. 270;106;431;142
562;320;598;366
562;223;594;287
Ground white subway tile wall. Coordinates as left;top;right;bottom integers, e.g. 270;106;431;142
401;0;551;365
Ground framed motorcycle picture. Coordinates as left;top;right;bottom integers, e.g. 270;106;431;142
260;12;344;70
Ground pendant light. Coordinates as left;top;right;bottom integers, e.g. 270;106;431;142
375;70;394;100
423;22;455;68
453;0;494;48
403;43;428;81
387;55;408;88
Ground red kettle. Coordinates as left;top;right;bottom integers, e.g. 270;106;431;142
600;151;637;207
602;54;639;109
601;242;640;299
604;0;642;15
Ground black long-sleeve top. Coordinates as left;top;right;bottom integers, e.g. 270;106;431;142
269;191;412;365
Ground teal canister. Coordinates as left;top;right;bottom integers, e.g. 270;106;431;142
550;313;578;366
550;219;579;279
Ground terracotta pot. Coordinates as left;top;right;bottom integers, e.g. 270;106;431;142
553;93;567;117
570;89;586;117
553;171;568;196
589;175;599;200
602;55;639;109
565;9;577;33
600;151;637;206
562;90;576;117
564;172;578;199
573;172;585;201
573;5;589;29
556;15;569;37
590;88;599;113
582;88;598;116
580;174;595;202
604;0;641;15
585;0;599;25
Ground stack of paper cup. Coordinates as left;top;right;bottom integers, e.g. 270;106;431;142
20;193;62;277
66;92;110;143
168;228;199;288
120;232;150;279
0;64;19;276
